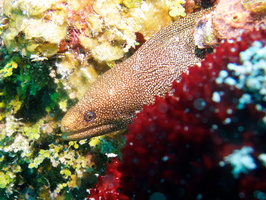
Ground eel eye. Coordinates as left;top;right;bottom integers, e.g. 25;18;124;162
84;111;96;122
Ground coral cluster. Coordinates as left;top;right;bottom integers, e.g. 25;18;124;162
241;0;266;14
88;28;266;199
2;0;263;199
0;49;125;197
59;0;189;99
194;0;266;48
1;0;190;101
3;0;67;57
0;0;191;199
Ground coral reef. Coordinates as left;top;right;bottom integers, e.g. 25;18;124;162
194;0;266;48
5;0;265;199
0;47;125;197
242;0;266;14
60;0;189;99
2;0;191;101
3;0;67;57
88;28;266;199
0;0;192;199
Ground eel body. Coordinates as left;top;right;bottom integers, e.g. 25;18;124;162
61;10;208;140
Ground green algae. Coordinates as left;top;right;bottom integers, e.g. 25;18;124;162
0;47;100;199
0;172;11;189
0;60;18;79
0;0;190;199
0;18;127;200
0;50;60;121
0;52;125;198
0;113;123;199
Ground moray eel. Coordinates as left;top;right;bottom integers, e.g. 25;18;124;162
61;9;210;140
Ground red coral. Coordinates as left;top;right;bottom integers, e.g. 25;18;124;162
89;158;129;200
88;29;266;200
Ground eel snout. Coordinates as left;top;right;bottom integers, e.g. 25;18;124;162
60;91;135;140
61;9;211;140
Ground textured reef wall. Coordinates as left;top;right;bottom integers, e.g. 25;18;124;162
89;28;266;200
0;0;265;199
0;0;193;199
194;0;266;48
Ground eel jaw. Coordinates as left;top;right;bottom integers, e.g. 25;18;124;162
61;123;125;140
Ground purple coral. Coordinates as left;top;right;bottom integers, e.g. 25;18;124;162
89;28;266;200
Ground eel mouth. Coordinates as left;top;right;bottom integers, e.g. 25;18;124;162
62;123;122;140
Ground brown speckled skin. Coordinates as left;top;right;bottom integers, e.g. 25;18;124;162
61;10;208;140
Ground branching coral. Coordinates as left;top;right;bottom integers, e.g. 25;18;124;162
89;28;266;200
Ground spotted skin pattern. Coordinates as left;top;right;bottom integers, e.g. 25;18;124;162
61;10;211;140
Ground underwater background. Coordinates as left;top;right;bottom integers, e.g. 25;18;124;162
0;0;265;199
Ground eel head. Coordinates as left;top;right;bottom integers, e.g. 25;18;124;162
61;98;133;140
61;74;136;140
